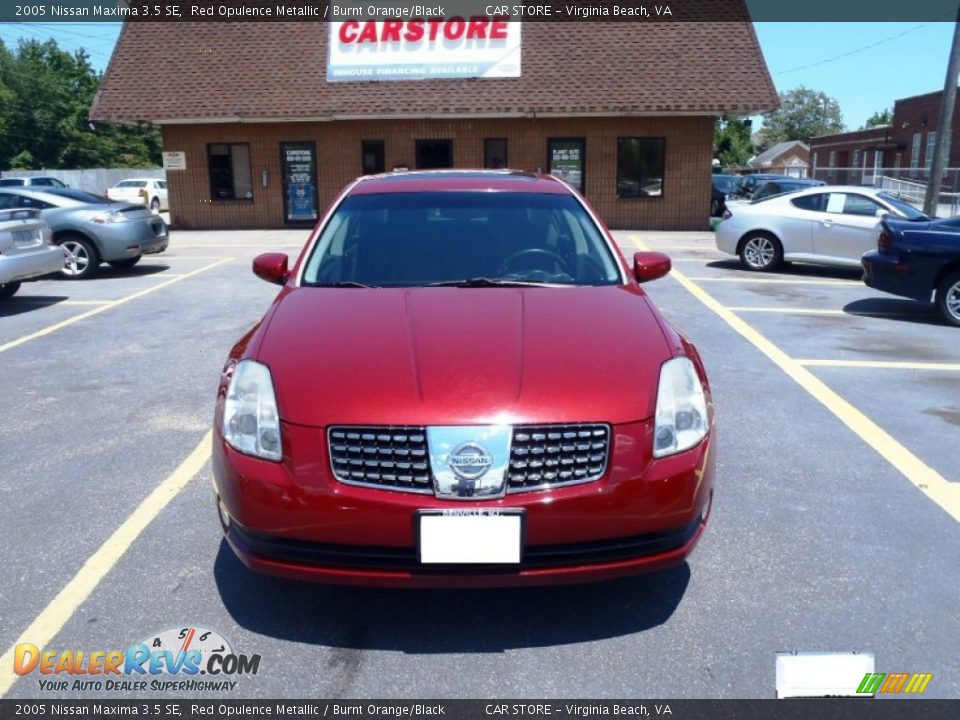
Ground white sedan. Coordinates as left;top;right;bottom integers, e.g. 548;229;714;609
106;178;168;213
715;186;928;271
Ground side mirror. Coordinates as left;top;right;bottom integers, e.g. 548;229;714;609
252;253;289;285
633;251;671;283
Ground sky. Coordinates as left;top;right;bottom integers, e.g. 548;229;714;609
0;21;956;131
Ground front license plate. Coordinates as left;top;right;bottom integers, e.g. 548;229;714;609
418;510;523;564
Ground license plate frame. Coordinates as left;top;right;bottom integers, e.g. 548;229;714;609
416;509;524;565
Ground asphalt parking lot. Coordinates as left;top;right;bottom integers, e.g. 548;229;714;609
0;228;958;699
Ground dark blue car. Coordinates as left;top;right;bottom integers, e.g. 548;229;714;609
862;216;960;327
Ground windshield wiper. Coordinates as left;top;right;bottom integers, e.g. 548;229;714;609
309;281;379;288
425;277;552;288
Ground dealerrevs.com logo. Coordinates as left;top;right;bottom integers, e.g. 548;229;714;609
14;626;261;693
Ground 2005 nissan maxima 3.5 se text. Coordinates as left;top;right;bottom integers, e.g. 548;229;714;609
212;170;715;588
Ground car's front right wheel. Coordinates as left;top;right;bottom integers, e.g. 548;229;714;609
738;232;783;272
935;270;960;328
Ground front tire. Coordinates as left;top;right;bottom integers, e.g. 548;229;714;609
0;281;21;300
710;198;721;217
935;271;960;328
109;256;142;270
150;197;160;213
59;235;100;279
738;232;783;272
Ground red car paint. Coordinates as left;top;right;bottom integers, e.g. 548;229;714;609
213;171;715;587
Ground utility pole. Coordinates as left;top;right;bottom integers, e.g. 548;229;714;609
924;3;960;217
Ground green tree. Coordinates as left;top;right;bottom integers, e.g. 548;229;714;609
714;118;753;170
862;108;892;129
761;86;844;145
0;38;161;170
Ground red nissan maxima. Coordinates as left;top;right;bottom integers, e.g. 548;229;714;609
213;170;715;587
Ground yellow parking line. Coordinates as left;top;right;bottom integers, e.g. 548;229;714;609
630;235;960;523
0;431;213;699
799;359;960;372
686;276;858;286
0;259;232;355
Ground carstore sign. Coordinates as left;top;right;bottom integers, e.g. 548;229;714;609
327;19;521;82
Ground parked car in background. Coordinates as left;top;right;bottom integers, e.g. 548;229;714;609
0;208;65;299
711;174;739;217
716;186;928;271
0;176;68;188
106;178;168;213
750;177;825;202
213;170;715;587
0;187;168;279
727;173;787;199
863;216;960;327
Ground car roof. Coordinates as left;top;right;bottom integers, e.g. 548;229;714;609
348;170;571;195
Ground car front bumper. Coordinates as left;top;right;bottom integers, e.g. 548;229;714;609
212;419;715;588
0;245;66;284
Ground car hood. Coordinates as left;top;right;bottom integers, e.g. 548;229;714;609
256;286;672;427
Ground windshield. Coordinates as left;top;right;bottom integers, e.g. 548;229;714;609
0;179;26;186
302;191;623;287
713;176;738;193
877;192;927;220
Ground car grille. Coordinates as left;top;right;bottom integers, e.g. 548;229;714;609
507;424;610;492
328;426;432;493
328;423;611;495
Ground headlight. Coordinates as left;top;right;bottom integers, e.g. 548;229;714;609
222;359;282;461
653;356;708;458
91;209;130;224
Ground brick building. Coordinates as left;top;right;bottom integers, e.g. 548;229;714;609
810;89;960;189
91;17;777;230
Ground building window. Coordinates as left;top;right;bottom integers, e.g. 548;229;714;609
812;152;818;175
208;143;252;200
617;138;665;198
362;141;385;175
925;131;937;173
828;150;836;169
547;138;586;192
415;139;453;169
910;132;921;176
484;138;508;169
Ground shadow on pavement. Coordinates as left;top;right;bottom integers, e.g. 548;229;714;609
705;260;863;281
213;541;690;653
0;294;68;316
844;297;943;326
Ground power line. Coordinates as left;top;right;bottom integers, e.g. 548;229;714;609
774;21;945;75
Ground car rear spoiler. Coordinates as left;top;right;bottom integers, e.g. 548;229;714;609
0;207;41;221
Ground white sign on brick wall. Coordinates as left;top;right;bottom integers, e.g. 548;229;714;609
162;152;187;171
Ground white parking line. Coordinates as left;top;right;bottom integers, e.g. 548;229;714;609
798;359;960;372
686;276;858;286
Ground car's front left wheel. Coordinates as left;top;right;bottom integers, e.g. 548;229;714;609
58;235;100;279
935;270;960;328
738;232;783;272
150;197;160;212
0;281;21;300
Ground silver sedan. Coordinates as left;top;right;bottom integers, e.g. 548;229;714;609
715;185;928;271
0;208;66;299
0;187;169;279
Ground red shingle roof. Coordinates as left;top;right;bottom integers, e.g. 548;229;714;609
91;19;778;123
